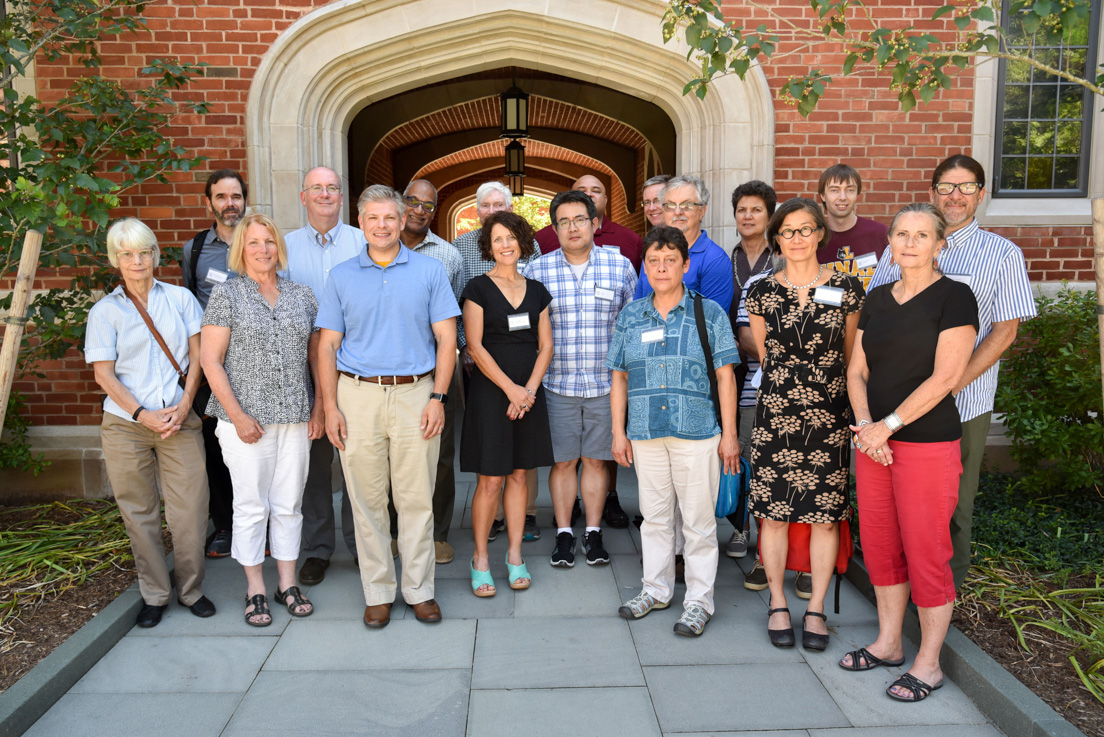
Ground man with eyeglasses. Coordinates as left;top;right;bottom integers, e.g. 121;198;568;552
535;174;644;272
282;166;364;586
524;190;637;568
815;164;888;291
869;154;1035;589
642;175;672;230
634;175;733;312
181;169;246;559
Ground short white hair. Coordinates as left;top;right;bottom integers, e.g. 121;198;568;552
105;218;161;268
663;175;711;207
476;181;512;207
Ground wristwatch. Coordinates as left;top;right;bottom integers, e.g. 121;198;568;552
430;392;448;404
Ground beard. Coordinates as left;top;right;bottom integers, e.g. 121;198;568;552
214;206;242;228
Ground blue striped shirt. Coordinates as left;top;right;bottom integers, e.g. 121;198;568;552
281;221;364;303
869;218;1036;421
84;281;204;422
735;272;769;408
524;246;637;397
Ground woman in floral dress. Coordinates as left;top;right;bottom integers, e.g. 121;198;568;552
745;197;864;651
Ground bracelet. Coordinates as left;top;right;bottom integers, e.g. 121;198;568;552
858;420;871;427
525;388;536;396
882;411;904;433
131;405;146;421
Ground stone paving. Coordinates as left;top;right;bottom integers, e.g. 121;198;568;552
25;452;1006;736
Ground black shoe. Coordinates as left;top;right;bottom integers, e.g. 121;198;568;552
550;531;576;567
570;498;582;526
767;604;795;648
603;491;629;529
488;518;506;542
136;603;166;628
205;529;231;558
583;529;610;566
802;611;830;651
298;557;330;585
178;595;216;618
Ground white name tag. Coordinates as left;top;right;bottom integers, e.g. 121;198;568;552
595;286;615;301
947;273;973;287
603;245;621;256
507;313;530;331
206;268;228;285
813;286;844;306
641;327;664;344
854;252;878;270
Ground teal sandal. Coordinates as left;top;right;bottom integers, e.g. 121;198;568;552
470;560;496;597
506;556;531;590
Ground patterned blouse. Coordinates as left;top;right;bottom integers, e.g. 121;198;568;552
202;275;318;425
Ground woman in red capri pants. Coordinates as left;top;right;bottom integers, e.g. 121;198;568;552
843;202;978;703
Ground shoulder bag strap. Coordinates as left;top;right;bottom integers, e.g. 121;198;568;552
121;284;186;381
187;229;208;296
692;292;722;427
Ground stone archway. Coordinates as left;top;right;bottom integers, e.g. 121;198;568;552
246;0;775;249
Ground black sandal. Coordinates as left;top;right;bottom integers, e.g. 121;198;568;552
802;611;829;652
275;585;314;617
767;603;795;648
839;647;906;671
244;593;271;627
886;672;943;702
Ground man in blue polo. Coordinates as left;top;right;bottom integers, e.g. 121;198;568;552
634;175;733;312
316;185;460;629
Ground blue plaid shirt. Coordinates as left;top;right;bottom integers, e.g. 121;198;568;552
524;247;637;397
607;289;739;440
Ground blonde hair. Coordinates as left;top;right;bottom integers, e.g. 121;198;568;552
228;213;288;274
105;218;161;268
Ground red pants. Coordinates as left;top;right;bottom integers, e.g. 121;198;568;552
856;439;961;607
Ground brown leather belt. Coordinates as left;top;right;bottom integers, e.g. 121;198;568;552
339;370;432;385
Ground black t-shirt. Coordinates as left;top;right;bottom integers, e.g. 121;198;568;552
859;277;979;442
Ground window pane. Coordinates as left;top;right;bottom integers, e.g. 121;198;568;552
1006;60;1031;83
1028;121;1057;154
1032;49;1060;80
1029;84;1058;119
1026;157;1054;188
1054;157;1079;189
1002;121;1029;154
1056;121;1081;153
1058;83;1085;118
1063;48;1087;77
1004;85;1030;119
1001;157;1027;189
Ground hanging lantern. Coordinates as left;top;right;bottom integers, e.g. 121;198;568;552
509;174;525;198
499;83;530;139
504;139;526;177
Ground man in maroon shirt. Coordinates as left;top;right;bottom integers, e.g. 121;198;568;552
535;174;643;272
815;164;888;291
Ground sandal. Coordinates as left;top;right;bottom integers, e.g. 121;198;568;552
767;602;794;648
886;672;943;702
244;593;271;627
470;560;496;597
506;556;531;590
275;585;314;617
839;647;906;672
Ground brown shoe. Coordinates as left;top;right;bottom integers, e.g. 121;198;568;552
411;599;442;623
435;541;454;564
363;603;392;629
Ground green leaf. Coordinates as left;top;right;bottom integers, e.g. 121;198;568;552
875;43;891;65
1033;0;1053;15
970;5;995;23
1022;12;1041;33
900;90;917;113
842;53;859;75
686;24;702;48
953;14;972;30
932;5;957;20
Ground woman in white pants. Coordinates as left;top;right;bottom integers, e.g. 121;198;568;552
201;213;322;626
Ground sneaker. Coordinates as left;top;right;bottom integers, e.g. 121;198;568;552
673;604;710;637
523;515;541;541
795;571;812;600
583;529;610;566
603;490;629;529
550;531;576;567
618;591;670;620
570;498;582;527
205;529;231;558
725;529;749;558
743;560;768;590
488;518;506;543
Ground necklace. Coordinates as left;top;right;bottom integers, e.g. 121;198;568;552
781;264;824;290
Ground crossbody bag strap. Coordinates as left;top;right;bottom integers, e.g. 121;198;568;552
187;229;208;296
692;292;722;427
121;284;186;381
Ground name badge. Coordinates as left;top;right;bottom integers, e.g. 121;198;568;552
750;367;763;388
812;286;844;306
603;245;622;256
206;268;228;285
595;286;615;301
641;327;664;344
946;273;973;287
854;252;878;270
507;313;530;331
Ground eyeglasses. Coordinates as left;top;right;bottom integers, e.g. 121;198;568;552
777;225;822;240
932;181;981;196
303;185;341;196
641;198;662;208
661;201;702;212
117;249;154;262
554;215;593;230
403;196;437;213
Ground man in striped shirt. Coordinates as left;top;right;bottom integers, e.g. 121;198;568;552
869;154;1036;589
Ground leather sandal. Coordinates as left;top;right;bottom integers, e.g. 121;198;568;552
802;611;829;651
886;672;943;702
767;602;795;648
244;593;271;627
839;647;906;671
275;585;313;617
470;560;496;597
506;556;531;590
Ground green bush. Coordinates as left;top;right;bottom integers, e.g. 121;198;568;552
995;286;1102;494
0;391;46;474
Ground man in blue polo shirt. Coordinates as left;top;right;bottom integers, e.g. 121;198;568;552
316;185;460;629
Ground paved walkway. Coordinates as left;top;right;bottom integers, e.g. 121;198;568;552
26;451;1004;736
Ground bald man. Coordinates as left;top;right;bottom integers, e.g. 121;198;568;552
535;174;643;272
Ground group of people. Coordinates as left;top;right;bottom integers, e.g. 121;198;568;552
85;153;1035;704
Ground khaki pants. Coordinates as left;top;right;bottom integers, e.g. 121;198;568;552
951;412;992;589
101;411;209;606
337;374;439;606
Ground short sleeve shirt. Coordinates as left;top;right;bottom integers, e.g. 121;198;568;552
634;230;734;312
816;216;888;291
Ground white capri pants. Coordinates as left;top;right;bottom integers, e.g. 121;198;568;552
216;420;310;567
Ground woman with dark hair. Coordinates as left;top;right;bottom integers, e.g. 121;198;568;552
461;210;555;596
745;197;864;651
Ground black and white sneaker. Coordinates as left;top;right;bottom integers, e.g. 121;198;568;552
583;529;610;566
550;532;576;567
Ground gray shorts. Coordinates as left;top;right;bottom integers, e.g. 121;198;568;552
545;390;614;463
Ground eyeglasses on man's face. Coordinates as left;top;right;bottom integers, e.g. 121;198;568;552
661;201;702;212
403;196;437;213
932;181;981;196
776;225;822;240
554;215;594;230
304;185;341;196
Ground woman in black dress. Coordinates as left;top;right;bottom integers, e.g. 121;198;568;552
461;211;554;597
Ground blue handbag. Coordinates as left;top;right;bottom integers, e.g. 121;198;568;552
716;457;751;520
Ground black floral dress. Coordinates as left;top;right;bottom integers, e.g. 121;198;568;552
745;271;864;523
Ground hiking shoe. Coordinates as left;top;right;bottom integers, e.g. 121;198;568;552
523;515;541;541
744;560;768;590
795;571;812;599
570;498;582;526
550;532;576;567
725;529;749;558
673;604;710;637
583;529;610;566
205;529;231;558
603;490;629;528
618;591;670;620
488;518;506;543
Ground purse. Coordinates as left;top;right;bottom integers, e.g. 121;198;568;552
757;509;855;614
122;284;211;419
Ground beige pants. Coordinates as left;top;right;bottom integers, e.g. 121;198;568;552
100;411;209;606
337;374;439;606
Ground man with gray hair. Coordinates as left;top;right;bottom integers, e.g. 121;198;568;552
316;185;460;629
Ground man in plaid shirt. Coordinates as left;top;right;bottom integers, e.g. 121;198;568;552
524;190;637;568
